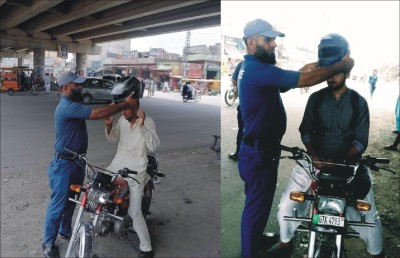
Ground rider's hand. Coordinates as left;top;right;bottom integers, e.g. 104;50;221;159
312;155;325;170
137;109;146;127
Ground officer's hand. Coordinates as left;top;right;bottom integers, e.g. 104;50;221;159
124;92;137;109
299;62;318;72
341;53;354;73
104;103;114;125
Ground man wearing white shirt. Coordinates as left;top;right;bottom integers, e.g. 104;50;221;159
104;99;160;258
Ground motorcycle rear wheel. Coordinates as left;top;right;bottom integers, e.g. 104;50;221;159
224;89;236;106
141;180;153;217
71;222;94;258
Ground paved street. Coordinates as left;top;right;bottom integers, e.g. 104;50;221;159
0;90;221;257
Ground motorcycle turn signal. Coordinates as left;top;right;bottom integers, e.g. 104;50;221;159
70;184;82;193
290;191;306;202
113;196;123;205
355;200;371;211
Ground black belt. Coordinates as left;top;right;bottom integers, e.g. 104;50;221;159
242;135;281;149
57;152;75;160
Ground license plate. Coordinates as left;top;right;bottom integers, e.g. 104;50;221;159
312;214;345;227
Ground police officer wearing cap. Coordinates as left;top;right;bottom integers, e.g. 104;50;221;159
237;19;355;257
42;71;138;258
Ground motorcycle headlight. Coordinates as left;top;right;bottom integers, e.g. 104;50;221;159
317;196;346;214
88;189;109;205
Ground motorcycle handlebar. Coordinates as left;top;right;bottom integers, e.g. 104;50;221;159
277;145;304;154
118;167;137;175
278;145;392;171
363;155;390;165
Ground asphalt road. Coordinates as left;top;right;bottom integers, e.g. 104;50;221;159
0;90;221;257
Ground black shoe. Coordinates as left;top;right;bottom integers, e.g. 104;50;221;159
42;243;59;258
228;152;238;161
138;250;154;258
58;232;71;240
264;241;293;258
384;145;398;151
257;233;280;257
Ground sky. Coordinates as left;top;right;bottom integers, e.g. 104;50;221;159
222;1;399;71
130;26;221;54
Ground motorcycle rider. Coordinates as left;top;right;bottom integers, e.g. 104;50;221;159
104;98;160;258
268;34;385;258
182;81;193;99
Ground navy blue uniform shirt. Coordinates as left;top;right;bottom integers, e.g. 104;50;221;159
54;95;93;154
238;55;300;142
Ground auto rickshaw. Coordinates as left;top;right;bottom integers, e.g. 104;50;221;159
0;67;34;96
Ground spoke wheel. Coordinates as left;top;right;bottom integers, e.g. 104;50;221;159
71;222;94;258
141;180;153;217
224;89;236;106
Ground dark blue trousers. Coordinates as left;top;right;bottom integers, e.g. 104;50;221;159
236;105;244;154
238;143;280;258
43;154;85;246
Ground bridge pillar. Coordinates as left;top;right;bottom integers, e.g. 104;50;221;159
33;48;45;79
76;53;87;76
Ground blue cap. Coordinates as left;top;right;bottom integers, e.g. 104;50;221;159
58;72;86;87
244;19;285;38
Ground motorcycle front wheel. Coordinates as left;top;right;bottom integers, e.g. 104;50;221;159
224;89;236;106
71;222;94;258
30;86;39;95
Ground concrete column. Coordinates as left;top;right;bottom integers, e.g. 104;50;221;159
76;53;87;76
33;48;45;79
18;58;23;67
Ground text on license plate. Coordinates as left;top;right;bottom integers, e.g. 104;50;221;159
312;214;345;227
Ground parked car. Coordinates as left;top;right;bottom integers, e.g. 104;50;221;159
102;74;122;82
80;78;114;104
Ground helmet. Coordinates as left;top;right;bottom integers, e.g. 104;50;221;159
111;77;141;103
318;33;349;67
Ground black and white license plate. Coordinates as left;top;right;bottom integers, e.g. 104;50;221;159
312;214;345;227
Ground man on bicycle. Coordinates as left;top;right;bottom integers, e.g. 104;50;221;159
104;99;160;258
269;34;385;258
182;81;193;99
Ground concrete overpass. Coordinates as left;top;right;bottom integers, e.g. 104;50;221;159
0;0;220;76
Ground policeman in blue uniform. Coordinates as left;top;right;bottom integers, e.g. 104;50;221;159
42;72;138;258
237;19;355;257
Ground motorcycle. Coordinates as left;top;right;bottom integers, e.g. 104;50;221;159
275;145;395;258
224;83;238;106
182;90;201;102
64;148;164;258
